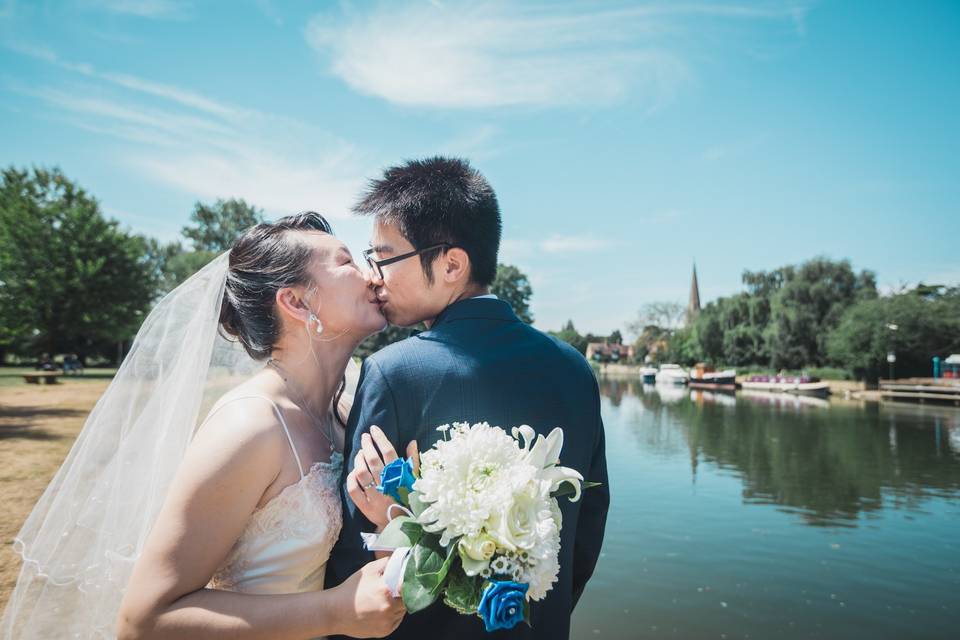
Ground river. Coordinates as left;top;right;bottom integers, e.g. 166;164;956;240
570;378;960;639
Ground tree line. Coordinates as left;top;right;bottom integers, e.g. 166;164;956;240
628;258;960;381
0;166;534;364
5;166;955;379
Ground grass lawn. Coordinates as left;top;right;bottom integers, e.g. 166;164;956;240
0;376;112;610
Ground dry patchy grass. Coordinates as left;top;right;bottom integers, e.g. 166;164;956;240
0;380;109;609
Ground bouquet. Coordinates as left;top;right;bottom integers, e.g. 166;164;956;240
366;422;599;632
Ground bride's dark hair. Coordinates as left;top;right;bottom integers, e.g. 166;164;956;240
220;210;348;427
220;211;333;359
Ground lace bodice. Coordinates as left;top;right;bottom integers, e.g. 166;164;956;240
204;396;344;596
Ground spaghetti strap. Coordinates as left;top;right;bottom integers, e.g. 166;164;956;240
203;394;306;479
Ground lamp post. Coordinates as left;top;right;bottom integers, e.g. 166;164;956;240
886;323;899;381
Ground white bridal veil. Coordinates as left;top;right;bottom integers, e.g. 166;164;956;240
1;253;359;639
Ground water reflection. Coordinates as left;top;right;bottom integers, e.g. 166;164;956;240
600;378;960;528
574;378;960;640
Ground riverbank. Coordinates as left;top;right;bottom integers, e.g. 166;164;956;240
594;363;867;396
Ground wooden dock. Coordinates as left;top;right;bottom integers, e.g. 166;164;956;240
879;379;960;405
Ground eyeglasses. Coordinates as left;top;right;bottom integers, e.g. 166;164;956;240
363;243;453;280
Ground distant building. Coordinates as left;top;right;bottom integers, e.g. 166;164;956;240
586;342;636;364
686;263;701;326
945;354;960;379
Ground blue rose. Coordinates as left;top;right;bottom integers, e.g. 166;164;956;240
478;580;528;632
377;457;416;503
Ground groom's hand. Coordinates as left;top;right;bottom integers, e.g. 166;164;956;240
348;426;399;528
347;426;419;529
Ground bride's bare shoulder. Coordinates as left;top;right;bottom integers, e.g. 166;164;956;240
191;388;288;469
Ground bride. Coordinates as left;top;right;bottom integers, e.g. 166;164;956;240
2;212;405;639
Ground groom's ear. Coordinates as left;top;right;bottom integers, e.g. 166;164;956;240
441;247;471;284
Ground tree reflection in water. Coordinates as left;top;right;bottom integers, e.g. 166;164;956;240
598;376;960;527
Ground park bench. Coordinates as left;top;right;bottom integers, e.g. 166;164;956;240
23;371;62;384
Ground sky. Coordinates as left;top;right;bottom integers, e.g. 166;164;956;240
1;0;958;335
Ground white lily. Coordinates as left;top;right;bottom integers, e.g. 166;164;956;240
540;466;584;502
526;427;564;470
511;425;537;452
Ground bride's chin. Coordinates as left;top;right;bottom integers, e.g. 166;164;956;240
356;316;388;340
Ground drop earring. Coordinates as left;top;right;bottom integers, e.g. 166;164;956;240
309;313;323;335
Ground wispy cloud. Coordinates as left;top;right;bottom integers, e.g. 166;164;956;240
87;0;190;19
499;233;613;260
5;41;243;119
540;234;611;254
436;124;502;161
6;45;370;217
254;0;284;26
306;1;809;110
700;134;768;163
701;146;727;162
637;209;682;224
306;2;688;110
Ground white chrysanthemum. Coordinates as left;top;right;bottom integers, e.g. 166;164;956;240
416;422;534;545
523;500;563;601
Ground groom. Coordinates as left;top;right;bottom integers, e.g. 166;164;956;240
326;157;609;639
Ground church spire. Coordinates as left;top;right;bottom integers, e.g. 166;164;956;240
687;262;701;325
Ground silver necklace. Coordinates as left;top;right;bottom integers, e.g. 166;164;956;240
267;358;338;455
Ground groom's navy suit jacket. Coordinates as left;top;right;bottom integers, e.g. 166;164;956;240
326;297;609;640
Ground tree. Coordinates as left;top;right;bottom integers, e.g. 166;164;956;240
664;325;701;366
609;329;623;345
491;263;533;323
632;324;669;363
765;257;876;369
827;289;960;381
0;167;157;360
626;301;685;337
692;293;768;367
182;198;264;252
355;325;417;361
144;239;218;297
551;320;588;355
626;301;686;364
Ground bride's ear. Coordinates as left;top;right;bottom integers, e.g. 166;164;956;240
275;287;312;324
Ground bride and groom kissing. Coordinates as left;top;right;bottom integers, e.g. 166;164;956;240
2;157;609;640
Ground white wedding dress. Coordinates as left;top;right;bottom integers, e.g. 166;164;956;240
205;395;343;596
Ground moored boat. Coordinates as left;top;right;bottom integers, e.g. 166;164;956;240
655;364;688;386
688;363;738;391
740;374;831;396
640;367;658;384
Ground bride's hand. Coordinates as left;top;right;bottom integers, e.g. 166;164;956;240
347;425;419;529
329;556;405;638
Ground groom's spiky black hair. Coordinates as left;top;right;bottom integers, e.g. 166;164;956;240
353;156;501;286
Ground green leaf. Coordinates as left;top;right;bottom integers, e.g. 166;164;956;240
376;516;422;549
524;599;532;627
443;566;484;615
551;481;603;499
401;533;455;613
408;491;429;519
401;520;424;548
